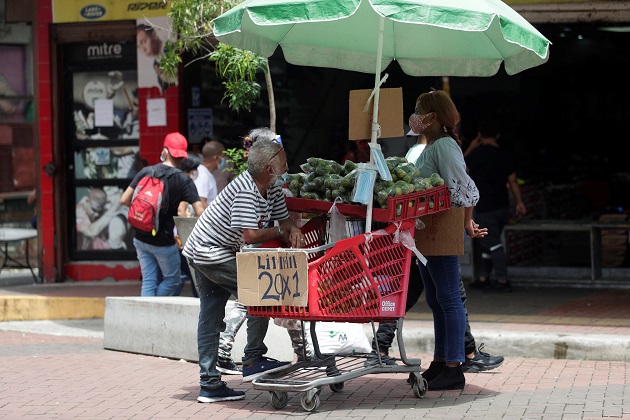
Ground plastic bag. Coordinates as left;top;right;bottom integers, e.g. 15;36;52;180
273;318;301;331
328;197;348;243
315;322;371;355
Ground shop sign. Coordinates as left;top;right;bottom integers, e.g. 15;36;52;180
53;0;170;23
67;42;137;66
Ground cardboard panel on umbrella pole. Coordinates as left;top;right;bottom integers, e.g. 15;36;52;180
348;87;404;140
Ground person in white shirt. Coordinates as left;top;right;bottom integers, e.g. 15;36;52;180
195;140;225;208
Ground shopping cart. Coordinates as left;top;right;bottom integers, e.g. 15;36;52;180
241;218;427;412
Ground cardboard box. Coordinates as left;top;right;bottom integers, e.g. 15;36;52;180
415;207;464;256
348;88;404;140
236;250;309;307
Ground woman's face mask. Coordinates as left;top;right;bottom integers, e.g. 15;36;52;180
409;112;434;134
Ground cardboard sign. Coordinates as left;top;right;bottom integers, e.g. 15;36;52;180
348;88;404;140
236;250;309;307
415;207;465;256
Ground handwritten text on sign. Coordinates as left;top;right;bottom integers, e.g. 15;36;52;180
236;250;308;307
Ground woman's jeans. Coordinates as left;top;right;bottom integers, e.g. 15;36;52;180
419;255;466;363
133;238;181;297
189;258;270;390
371;256;477;356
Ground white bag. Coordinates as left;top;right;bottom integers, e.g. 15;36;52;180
315;322;371;355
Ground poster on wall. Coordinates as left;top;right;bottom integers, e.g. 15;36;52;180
72;70;139;140
74;146;141;180
0;46;31;123
188;108;214;144
136;17;178;93
75;186;133;251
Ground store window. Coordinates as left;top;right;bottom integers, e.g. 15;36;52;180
64;41;139;259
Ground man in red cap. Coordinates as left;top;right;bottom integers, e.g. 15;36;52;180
121;132;204;296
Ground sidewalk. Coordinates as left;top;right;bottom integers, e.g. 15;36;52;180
2;270;630;361
2;271;630;418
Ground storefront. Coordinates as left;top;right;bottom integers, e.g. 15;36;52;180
34;0;181;282
19;0;630;284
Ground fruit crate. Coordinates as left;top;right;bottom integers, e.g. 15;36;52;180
247;219;415;322
285;185;450;223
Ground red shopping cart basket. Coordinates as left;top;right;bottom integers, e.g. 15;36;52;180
247;219;415;323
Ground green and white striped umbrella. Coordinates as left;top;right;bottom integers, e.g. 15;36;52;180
213;0;551;77
213;0;550;230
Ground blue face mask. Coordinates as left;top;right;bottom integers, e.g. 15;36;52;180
217;156;227;170
273;170;288;187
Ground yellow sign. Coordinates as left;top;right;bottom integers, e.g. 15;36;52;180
53;0;171;23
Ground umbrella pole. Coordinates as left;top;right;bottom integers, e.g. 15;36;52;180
365;16;385;234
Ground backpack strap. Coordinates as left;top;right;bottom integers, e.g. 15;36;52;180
157;166;183;214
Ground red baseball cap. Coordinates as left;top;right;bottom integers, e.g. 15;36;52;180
163;132;188;159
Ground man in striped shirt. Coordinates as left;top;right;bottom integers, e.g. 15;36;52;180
183;133;306;403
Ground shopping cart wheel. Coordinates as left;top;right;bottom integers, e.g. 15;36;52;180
270;391;289;409
300;392;321;412
329;381;344;392
410;375;428;398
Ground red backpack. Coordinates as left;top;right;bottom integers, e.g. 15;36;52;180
127;167;180;236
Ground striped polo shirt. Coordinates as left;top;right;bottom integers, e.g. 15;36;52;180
182;170;289;265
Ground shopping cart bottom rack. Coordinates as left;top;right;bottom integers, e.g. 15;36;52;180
243;218;427;412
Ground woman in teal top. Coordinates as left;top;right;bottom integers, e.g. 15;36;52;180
408;89;487;390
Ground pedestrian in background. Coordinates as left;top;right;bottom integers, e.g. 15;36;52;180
465;120;527;292
121;132;203;296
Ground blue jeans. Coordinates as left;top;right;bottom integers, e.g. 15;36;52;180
418;255;466;363
189;258;270;390
133;238;181;297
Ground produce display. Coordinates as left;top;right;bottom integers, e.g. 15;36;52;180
286;156;445;210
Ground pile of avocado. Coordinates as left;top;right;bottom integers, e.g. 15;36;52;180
285;156;444;210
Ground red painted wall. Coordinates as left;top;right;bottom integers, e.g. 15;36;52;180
35;0;55;282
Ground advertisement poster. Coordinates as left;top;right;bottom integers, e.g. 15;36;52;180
0;46;30;123
72;70;139;140
75;186;133;251
136;17;178;93
74;146;141;180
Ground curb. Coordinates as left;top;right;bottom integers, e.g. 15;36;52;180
0;296;104;321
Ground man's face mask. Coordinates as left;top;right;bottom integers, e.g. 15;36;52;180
409;112;434;134
217;156;227;170
160;148;167;162
272;168;288;187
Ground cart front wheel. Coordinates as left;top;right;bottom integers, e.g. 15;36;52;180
329;381;344;392
300;393;321;412
270;391;289;409
411;376;428;398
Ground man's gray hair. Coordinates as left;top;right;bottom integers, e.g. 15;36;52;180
248;138;282;176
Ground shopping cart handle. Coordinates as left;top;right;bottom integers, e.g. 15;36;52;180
241;242;336;253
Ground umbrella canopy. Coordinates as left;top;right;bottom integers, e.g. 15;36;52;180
213;0;551;77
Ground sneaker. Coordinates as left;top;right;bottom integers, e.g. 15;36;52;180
216;357;242;375
365;351;398;367
197;382;245;403
462;343;504;373
485;281;513;293
242;357;291;382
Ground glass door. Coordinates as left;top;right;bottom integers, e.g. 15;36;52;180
64;41;140;260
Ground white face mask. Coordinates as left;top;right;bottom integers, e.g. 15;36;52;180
160;149;167;162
